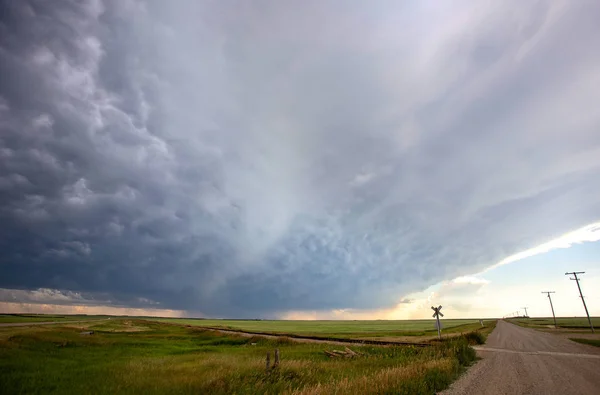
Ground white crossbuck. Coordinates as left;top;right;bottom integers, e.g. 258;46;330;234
431;305;443;318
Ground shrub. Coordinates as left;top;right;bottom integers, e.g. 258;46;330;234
462;331;485;345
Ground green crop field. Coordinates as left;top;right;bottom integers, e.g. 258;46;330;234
151;318;493;340
0;318;493;394
509;317;600;330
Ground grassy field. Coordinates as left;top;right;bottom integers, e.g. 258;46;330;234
0;318;491;394
152;318;493;340
570;338;600;348
0;314;109;324
509;317;600;330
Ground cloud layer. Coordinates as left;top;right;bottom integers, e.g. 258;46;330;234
1;0;600;317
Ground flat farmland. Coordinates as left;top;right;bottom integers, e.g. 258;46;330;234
0;314;109;324
0;318;490;394
152;318;493;341
508;317;600;348
509;317;600;330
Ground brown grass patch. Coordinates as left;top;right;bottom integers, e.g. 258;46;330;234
289;358;456;395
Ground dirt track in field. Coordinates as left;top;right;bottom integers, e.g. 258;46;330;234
195;326;431;347
443;320;600;395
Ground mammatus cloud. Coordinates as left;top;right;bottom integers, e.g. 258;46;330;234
1;1;600;317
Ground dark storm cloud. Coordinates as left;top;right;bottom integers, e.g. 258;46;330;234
1;0;600;317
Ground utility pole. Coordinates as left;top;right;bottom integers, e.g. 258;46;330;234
522;307;529;317
542;292;557;329
565;272;594;333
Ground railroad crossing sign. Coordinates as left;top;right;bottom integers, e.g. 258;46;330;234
432;305;443;339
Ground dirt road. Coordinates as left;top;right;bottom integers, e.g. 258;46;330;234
443;320;600;394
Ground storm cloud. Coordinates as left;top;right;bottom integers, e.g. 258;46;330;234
1;0;600;317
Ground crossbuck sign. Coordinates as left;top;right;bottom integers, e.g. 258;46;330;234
432;305;443;339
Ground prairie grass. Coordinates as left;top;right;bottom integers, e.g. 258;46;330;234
152;317;495;340
0;319;480;394
510;317;600;330
0;314;108;324
569;338;600;347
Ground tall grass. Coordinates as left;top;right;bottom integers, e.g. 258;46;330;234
0;320;479;394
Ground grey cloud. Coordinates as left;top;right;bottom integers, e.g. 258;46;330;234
0;286;161;309
1;0;600;317
0;288;95;306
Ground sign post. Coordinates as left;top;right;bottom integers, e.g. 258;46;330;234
431;305;444;339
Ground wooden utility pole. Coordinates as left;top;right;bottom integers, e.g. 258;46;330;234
542;292;557;328
565;272;594;333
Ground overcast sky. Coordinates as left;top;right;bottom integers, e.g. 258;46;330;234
1;0;600;319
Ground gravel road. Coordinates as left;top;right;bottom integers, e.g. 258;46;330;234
443;320;600;394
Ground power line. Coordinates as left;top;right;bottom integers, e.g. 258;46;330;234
542;291;557;329
565;271;594;333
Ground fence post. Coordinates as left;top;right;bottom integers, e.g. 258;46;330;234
274;348;280;368
266;351;271;370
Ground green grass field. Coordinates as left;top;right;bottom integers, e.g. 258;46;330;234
0;318;492;394
509;317;600;330
570;338;600;347
152;318;493;340
0;314;109;324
